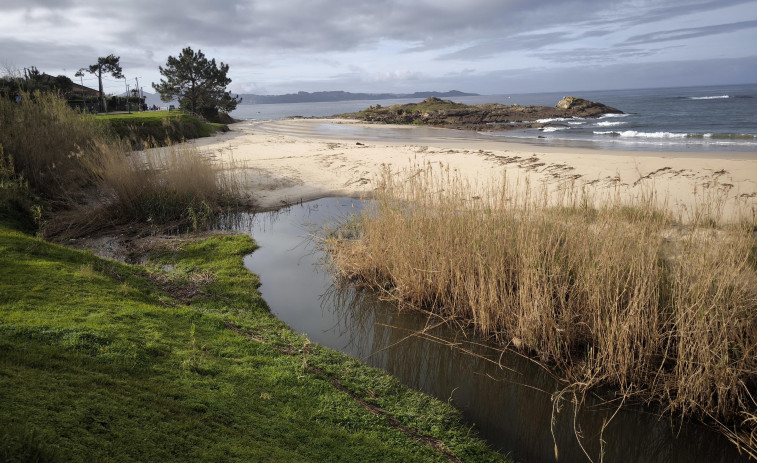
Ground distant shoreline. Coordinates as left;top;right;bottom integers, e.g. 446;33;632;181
236;90;478;104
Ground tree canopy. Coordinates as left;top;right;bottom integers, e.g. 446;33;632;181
76;54;123;112
0;67;73;99
152;47;240;120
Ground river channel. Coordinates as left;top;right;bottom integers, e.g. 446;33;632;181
240;197;749;463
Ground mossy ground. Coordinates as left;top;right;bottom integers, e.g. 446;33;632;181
0;214;506;462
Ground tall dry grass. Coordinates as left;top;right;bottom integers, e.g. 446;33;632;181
325;162;757;455
0;92;245;237
0;91;109;201
95;142;243;224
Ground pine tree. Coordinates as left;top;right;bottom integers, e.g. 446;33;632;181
152;47;241;119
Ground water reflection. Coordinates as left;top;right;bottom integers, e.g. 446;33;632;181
240;197;749;463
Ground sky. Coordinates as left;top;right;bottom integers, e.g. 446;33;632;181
1;0;756;96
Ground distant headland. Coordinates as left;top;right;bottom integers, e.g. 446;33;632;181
236;90;478;104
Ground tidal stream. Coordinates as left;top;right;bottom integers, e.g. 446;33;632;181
240;197;748;463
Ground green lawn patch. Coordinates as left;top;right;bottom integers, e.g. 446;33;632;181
97;111;229;146
0;223;506;462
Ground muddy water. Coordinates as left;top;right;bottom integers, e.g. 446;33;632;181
240;197;749;463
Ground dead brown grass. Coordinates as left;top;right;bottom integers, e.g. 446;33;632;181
0;92;246;238
0;91;109;201
324;162;757;456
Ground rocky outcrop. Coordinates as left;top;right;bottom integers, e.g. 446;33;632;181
338;96;623;131
555;96;621;116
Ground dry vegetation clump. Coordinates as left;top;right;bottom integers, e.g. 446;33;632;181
324;162;757;456
0;91;109;201
0;92;245;238
90;142;243;228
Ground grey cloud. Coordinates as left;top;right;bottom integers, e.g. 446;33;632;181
0;36;169;91
578;0;754;29
436;32;570;60
0;38;98;71
2;0;754;94
259;55;757;95
6;0;750;57
31;0;643;53
535;47;672;64
432;55;757;94
623;19;757;45
2;0;77;9
579;30;614;38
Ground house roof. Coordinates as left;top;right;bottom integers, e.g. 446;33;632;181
69;81;101;97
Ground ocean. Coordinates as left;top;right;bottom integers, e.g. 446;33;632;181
230;83;757;153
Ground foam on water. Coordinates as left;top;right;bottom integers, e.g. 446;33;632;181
690;95;730;100
598;113;631;119
535;116;584;123
595;121;626;127
536;117;568;123
594;130;689;138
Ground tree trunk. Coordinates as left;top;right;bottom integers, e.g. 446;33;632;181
98;67;106;112
190;79;196;114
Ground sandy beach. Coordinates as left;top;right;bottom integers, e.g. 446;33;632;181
195;118;757;218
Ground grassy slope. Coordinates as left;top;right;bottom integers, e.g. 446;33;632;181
97;111;228;145
0;223;506;462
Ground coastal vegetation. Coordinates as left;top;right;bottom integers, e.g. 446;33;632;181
324;163;757;457
0;67;75;99
153;47;241;121
0;91;505;461
0;92;241;238
96;111;230;147
0;224;504;462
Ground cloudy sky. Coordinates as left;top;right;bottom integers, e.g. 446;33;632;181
1;0;756;96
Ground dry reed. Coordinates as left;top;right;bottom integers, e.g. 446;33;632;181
325;162;757;455
0;92;245;237
0;91;109;200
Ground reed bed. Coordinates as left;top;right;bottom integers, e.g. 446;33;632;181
324;162;757;456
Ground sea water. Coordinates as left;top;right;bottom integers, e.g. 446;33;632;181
231;83;757;153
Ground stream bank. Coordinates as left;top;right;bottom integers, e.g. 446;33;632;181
242;197;751;463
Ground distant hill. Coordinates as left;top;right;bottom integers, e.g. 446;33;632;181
237;90;478;104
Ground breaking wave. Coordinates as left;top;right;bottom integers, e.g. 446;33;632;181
535;116;584;123
689;95;729;100
594;130;687;139
595;121;626;127
594;130;757;140
598;113;631;119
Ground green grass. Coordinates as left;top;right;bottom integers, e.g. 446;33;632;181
96;111;228;146
95;110;181;121
0;220;506;462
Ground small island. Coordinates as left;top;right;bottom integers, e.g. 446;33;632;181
338;96;623;131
